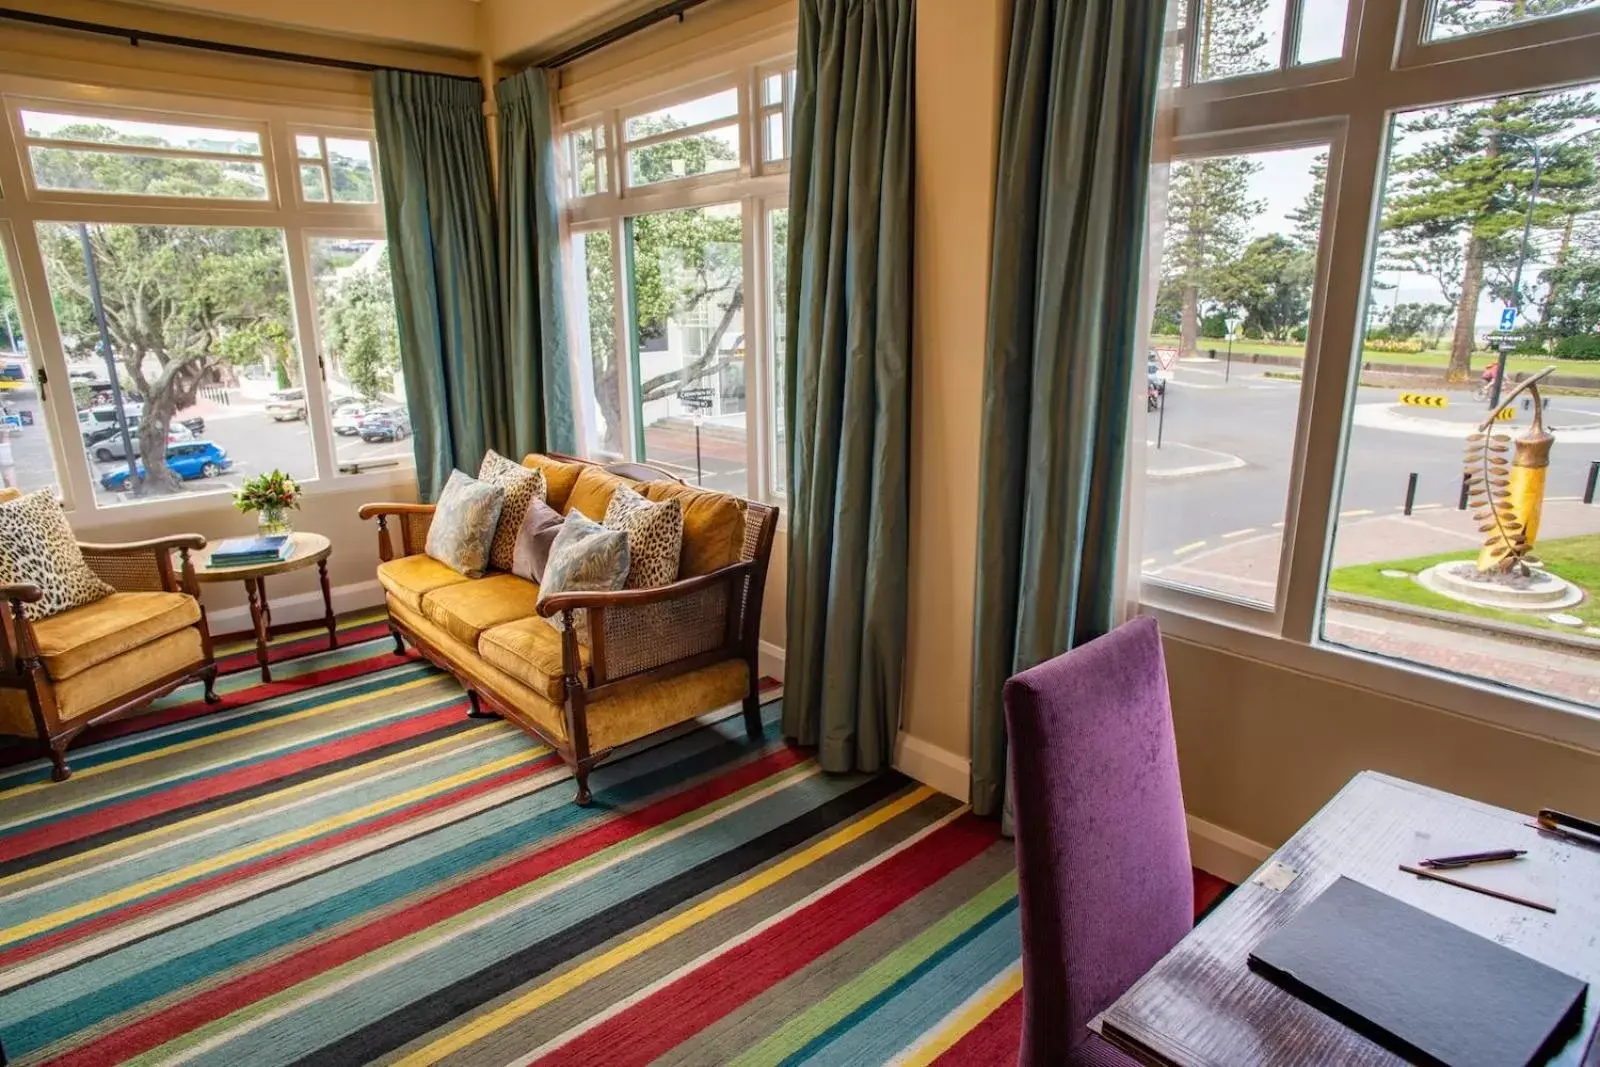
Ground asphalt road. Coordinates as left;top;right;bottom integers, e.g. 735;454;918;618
1142;359;1600;567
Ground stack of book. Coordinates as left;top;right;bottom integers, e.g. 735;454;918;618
208;535;294;568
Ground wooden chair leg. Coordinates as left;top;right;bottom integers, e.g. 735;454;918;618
389;624;406;656
47;743;70;783
201;664;221;705
742;692;763;741
466;690;498;720
574;763;592;807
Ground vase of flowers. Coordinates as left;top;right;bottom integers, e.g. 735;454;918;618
235;470;302;536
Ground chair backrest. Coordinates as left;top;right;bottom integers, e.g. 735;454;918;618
1003;616;1192;1066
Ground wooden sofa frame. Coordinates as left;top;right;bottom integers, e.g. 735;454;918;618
360;461;779;804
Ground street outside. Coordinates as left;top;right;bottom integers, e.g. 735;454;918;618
1144;354;1600;706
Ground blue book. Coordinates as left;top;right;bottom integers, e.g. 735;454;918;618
210;535;293;567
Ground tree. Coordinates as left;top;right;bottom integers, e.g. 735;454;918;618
1541;218;1600;339
323;252;400;402
1217;234;1315;340
1288;151;1327;250
1387;301;1456;347
1162;157;1264;353
1431;0;1599;37
0;262;20;353
1381;89;1600;380
1196;0;1272;79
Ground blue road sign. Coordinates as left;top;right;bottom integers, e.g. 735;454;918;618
1499;306;1517;331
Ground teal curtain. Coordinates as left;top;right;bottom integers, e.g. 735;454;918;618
968;0;1166;816
372;70;504;500
498;68;576;457
783;0;914;774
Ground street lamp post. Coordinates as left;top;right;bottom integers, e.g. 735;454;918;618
1488;129;1599;409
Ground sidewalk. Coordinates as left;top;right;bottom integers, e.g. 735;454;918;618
1145;440;1245;479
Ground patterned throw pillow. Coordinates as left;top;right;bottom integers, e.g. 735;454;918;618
478;450;547;572
603;484;683;589
538;511;630;640
0;490;115;621
425;470;506;578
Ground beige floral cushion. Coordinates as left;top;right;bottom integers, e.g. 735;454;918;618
425;470;506;578
603;484;683;590
478;450;547;572
0;490;115;621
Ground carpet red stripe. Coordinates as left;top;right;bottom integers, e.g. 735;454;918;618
0;701;466;864
533;814;1000;1067
1193;869;1229;917
213;622;393;675
0;750;563;970
931;988;1024;1067
47;744;810;1067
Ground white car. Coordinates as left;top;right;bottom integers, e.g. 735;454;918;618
332;403;369;436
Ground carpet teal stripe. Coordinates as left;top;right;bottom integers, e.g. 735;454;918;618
0;714;792;1052
788;899;1021;1067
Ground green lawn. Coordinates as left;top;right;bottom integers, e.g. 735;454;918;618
1327;534;1600;635
1148;334;1588;378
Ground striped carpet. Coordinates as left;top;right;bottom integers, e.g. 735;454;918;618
0;613;1230;1066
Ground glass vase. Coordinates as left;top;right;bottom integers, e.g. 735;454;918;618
257;505;293;537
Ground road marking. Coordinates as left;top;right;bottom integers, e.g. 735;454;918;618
1172;540;1207;556
1340;508;1373;518
1410;503;1442;511
1271;521;1285;529
1141;558;1156;568
1222;528;1257;539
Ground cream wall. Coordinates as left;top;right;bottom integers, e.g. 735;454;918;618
122;0;483;55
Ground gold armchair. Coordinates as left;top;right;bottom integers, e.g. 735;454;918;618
0;534;219;781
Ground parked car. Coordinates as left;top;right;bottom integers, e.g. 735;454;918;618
86;422;199;462
266;389;307;422
0;361;26;390
332;403;371;436
360;408;411;442
99;441;231;490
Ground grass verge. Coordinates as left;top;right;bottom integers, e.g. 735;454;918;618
1149;334;1597;378
1327;534;1600;635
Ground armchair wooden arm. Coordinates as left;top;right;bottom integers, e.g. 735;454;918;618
359;502;436;561
0;582;44;605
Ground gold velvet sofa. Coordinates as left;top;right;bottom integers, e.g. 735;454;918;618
360;454;778;804
0;505;219;781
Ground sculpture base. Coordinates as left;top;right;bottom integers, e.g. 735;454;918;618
1416;561;1584;612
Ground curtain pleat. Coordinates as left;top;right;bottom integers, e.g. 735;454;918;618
783;0;914;773
968;0;1166;817
372;70;505;500
497;68;576;458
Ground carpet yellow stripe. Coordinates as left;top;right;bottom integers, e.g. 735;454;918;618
0;745;546;948
893;961;1022;1067
393;784;937;1067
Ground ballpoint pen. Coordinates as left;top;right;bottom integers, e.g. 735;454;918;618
1418;848;1526;869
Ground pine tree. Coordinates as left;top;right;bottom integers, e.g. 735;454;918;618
1161;157;1264;354
1288;151;1327;251
1196;0;1274;79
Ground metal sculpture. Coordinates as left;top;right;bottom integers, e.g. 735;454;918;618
1464;366;1556;576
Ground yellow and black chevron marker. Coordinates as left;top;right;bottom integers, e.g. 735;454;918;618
1399;393;1449;409
1493;405;1516;422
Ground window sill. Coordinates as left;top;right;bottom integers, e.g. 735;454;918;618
1144;599;1600;756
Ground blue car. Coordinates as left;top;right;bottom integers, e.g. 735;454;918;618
99;441;232;491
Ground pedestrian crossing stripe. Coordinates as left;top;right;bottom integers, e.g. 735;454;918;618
1399;392;1449;408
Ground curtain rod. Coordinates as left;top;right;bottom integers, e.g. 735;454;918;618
0;8;479;81
542;0;714;69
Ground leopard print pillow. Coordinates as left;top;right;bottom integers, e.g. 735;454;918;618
602;484;683;589
0;490;115;621
478;450;547;572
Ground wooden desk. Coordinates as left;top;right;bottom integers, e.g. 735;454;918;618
1092;771;1600;1066
189;532;336;683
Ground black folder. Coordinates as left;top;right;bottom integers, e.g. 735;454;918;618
1248;876;1588;1067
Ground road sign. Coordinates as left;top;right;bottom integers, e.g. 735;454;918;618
1154;347;1179;373
1224;316;1243;337
1399;392;1449;409
1499;306;1517;331
678;386;715;413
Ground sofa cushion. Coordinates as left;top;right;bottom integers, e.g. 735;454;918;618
604;484;682;589
521;454;587;512
377;555;471;613
32;592;202;681
512;497;565;584
479;617;589;703
0;490;115;621
479;451;547;573
53;627;204;722
421;574;544;647
425;470;506;578
538;512;630;641
565;466;639;522
641;481;747;576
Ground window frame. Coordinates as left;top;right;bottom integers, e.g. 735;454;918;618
0;75;412;529
1133;0;1600;747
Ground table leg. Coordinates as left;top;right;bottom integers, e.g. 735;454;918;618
318;557;338;651
246;578;272;683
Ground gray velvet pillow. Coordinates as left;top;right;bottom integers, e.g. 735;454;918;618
512;497;565;584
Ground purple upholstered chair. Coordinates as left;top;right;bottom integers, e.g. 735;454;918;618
1003;616;1192;1067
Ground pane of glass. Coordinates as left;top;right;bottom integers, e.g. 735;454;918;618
1295;0;1348;64
572;128;599;197
768;207;789;496
296;134;323;159
764;112;786;162
0;248;64;498
628;203;747;493
1195;0;1288;81
307;237;412;476
624;88;740;142
1323;82;1600;711
762;73;784;106
36;222;316;506
1428;0;1600;40
29;147;269;200
300;163;328;202
326;138;378;203
572;229;624;459
1161;0;1188;86
21;110;261;155
1141;145;1328;606
627;126;741;188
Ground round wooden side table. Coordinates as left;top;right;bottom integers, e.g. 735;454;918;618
189;532;336;682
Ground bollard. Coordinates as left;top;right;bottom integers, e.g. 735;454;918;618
1207;347;1217;360
1404;472;1419;516
1586;460;1598;505
1156;383;1167;450
1458;472;1470;511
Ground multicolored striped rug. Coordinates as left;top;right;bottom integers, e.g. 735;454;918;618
0;613;1228;1066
